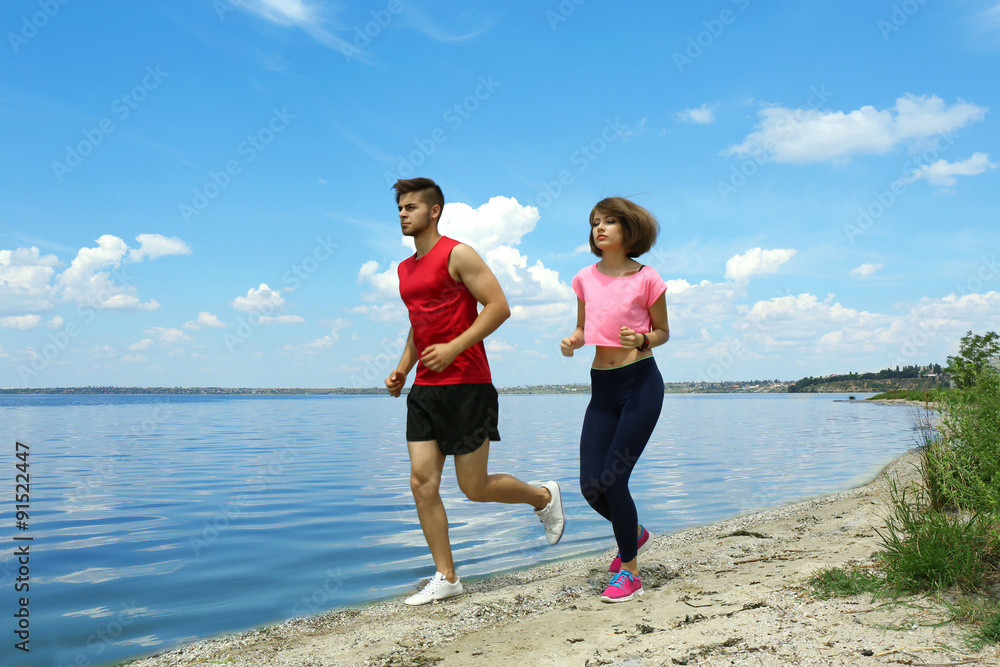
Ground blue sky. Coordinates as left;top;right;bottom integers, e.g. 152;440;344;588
2;0;999;389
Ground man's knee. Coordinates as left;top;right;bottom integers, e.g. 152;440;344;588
410;474;441;504
458;478;489;503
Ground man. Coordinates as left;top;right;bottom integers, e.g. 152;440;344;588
384;177;565;606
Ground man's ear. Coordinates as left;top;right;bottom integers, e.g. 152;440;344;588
430;204;441;222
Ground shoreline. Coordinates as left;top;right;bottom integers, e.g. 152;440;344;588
124;450;997;666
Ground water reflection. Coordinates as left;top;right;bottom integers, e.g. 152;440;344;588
1;392;923;666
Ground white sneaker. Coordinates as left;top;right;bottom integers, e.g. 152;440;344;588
534;480;565;545
404;572;464;606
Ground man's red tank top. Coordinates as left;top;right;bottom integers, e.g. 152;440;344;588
398;236;492;386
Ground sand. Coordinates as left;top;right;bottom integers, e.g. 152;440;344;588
125;449;999;666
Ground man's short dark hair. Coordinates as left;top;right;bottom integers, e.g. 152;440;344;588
393;177;445;212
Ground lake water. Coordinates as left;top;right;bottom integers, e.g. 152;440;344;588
0;392;926;666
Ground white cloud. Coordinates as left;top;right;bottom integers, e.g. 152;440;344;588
356;261;400;302
724;94;988;164
435;196;540;253
850;263;884;279
129;339;154;351
0;344;8;359
284;319;351;353
674;103;716;124
486;339;516;353
665;278;696;294
903;152;998;187
232;283;286;312
145;327;194;344
48;316;64;329
88;345;117;360
912;290;1000;322
128;234;192;262
121;354;147;363
183;311;226;330
55;235;160;311
347;303;404;322
724;248;797;283
0;246;60;313
0;314;41;330
257;315;305;324
241;0;317;24
5;236;186;315
509;302;574;323
360;197;572;326
231;0;356;54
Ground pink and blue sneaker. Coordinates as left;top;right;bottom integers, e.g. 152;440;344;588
600;570;643;603
609;525;653;573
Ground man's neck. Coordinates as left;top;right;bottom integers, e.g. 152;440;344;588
413;228;443;258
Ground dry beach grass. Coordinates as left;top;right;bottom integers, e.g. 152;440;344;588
125;449;1000;667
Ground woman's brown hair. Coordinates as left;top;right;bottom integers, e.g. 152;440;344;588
588;197;659;258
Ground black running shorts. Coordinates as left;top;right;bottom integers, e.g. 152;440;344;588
406;383;501;456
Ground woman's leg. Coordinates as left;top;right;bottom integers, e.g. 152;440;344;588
601;361;664;567
579;398;620;521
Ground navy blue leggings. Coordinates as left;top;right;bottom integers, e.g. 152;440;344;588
579;357;663;563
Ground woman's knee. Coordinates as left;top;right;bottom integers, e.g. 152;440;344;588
580;480;604;507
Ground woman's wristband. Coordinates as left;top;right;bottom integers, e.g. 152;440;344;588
638;333;649;352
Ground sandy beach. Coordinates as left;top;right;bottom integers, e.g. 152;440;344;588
125;449;999;666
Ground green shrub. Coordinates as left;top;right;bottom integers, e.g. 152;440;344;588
876;480;997;593
936;370;1000;514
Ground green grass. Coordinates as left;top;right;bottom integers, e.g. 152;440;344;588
867;388;948;402
808;566;884;599
952;598;1000;648
810;358;1000;647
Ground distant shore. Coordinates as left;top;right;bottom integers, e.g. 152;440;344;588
123;450;998;667
0;381;795;395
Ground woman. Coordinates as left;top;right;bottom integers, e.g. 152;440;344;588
560;196;669;602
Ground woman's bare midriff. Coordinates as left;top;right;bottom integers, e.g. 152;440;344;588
591;345;653;369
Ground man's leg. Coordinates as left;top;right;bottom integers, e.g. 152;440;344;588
408;440;457;582
454;440;550;509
